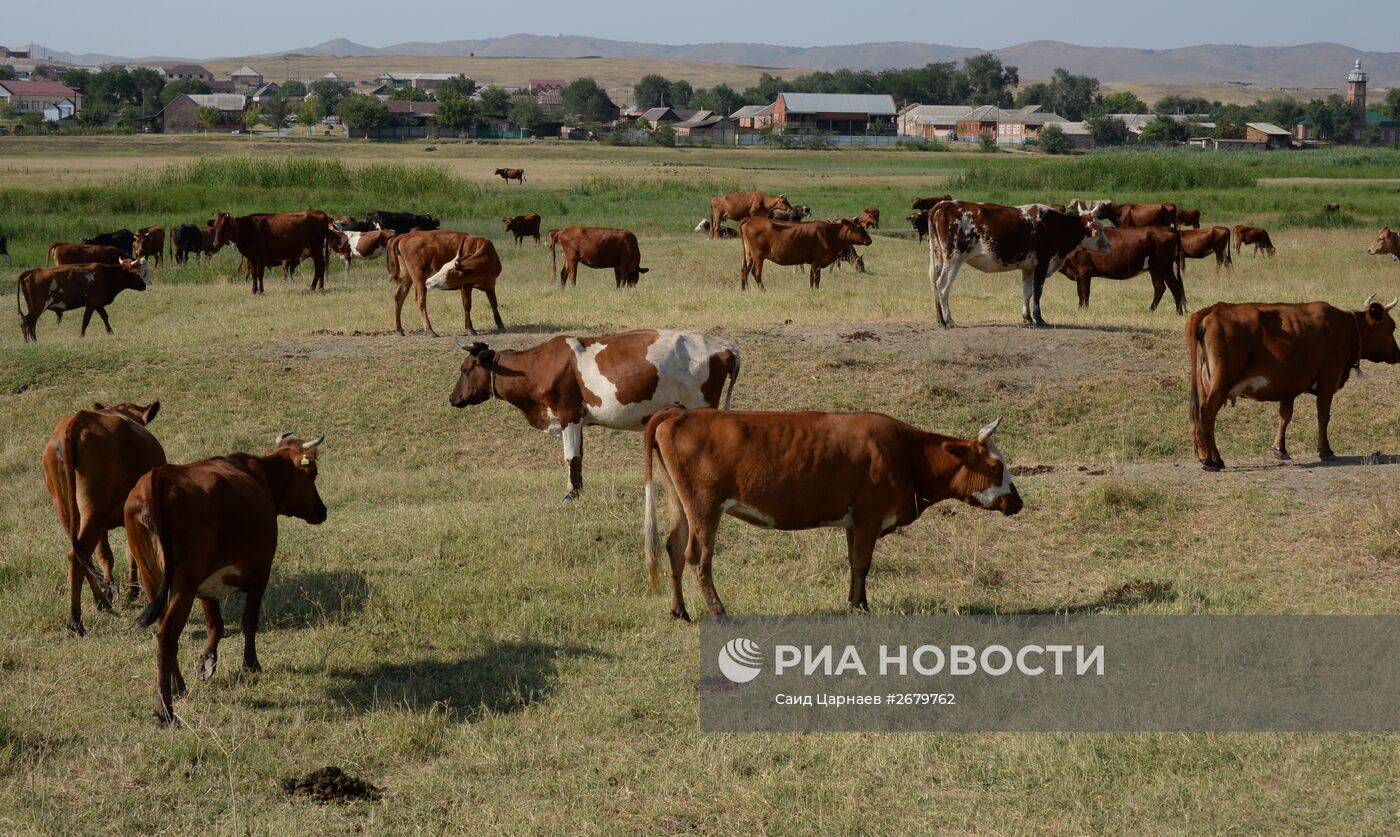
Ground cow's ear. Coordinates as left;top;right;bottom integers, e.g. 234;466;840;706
478;349;497;365
943;442;974;460
142;401;160;424
1369;302;1386;321
93;402;106;410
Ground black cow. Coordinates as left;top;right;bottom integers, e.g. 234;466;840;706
0;233;9;266
908;211;930;242
366;211;440;234
83;229;136;257
335;219;377;233
171;225;204;265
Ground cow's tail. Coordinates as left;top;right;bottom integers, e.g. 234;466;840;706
386;235;401;282
45;244;57;267
1173;227;1186;289
54;419;105;591
133;471;175;630
643;407;685;593
722;345;741;411
1224;229;1233;267
1187;311;1210;449
550;233;558;280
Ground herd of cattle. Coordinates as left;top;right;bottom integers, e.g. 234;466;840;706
11;182;1400;726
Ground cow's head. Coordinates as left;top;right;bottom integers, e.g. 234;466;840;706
451;341;497;407
425;240;481;291
94;401;160;425
694;218;711;234
837;219;873;247
495;168;505;176
132;229;148;253
270;433;328;524
770;193;793;213
1368;227;1398;257
935;418;1023;516
119;258;152;289
1076;216;1111;254
328;231;351;258
211;212;237;246
1360;295;1400;364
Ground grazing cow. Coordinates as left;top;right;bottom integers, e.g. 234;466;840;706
170;225;206;265
642;409;1021;618
768;205;812;222
17;259;152;342
332;228;396;276
212;210;332;292
550;226;648;288
1233;225;1275;257
1;233;11;266
387;229;503;336
198;225;222;260
1181;226;1233;271
1059;226;1186;312
133;226;165;269
912;195;952;212
709;191;793;240
126;434;327;726
82;229;135;257
42;401;165;635
334;219;377;233
503;213;542;246
366;210;440;235
450;330;740;499
908;211;930;242
1177;208;1202;229
48;243;127;266
1188;296;1400;471
1102;202;1178;228
738;217;872;290
856;207;880;229
693;219;738;239
1066;198;1114;221
928;201;1111;327
1367;227;1398;261
495;167;526;183
1324;203;1341;213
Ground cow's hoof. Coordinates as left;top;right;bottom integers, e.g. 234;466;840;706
67;619;86;637
96;596;113;613
562;490;579;502
195;654;217;681
1033;318;1049;328
1273;448;1291;461
426;330;440;339
1319;450;1336;462
243;659;262;674
671;607;692;623
1201;460;1224;472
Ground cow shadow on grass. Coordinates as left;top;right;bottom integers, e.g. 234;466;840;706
325;640;608;722
1299;452;1400;468
202;569;369;634
885;579;1191;616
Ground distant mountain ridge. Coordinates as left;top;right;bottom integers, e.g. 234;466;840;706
21;36;1400;88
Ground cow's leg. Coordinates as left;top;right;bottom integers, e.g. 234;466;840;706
483;287;505;331
809;265;821;289
153;590;195;726
1149;271;1167;311
1020;271;1035;324
664;481;692;622
74;516;112;614
80;306;96;336
934;261;959;328
845;524;879;611
66;551;87;636
562;422;583;500
242;583;265;673
126;546;141;603
95;533;118;606
1315;388;1336;461
1274;398;1295;461
751;257;765;291
1198;392;1227;471
95;307;113;334
459;286;476;335
195;598;224;681
687;508;727;616
1030;267;1050;327
1076;275;1090;308
413;279;438;338
393;279;412;336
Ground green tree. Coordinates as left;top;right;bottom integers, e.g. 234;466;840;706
1256;96;1303;131
435;96;478;133
338;94;389;133
262;94;292;129
509;96;545;131
298;97;325;135
671;80;693;108
1036;124;1073;154
693;83;742;117
651;123;675;146
160;78;212;106
19;111;43;130
1210;104;1249;139
310;79;349;114
1085;115;1129;145
1384;89;1400;122
280;79;307;98
195;105;222;131
242;103;261;130
1097;91;1147;115
390;86;431;102
977;133;999;152
560;77;615;123
434;74;477;101
1139;115;1190;142
963;54;1019;107
77;105;109;128
1154;95;1212;116
0;101;16;120
634;74;672;109
478;86;511;117
0;65;15;81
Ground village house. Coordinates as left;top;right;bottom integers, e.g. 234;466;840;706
898;104;972;140
999;105;1067;145
42;97;77;123
164;64;214;84
0;79;82;117
673;110;735;144
1244;122;1293;149
770;92;897;136
731;104;774;131
956;105;1003;142
529;79;566;95
158;93;246;133
229;66;263;92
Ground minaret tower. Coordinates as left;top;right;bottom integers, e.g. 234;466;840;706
1346;59;1368;137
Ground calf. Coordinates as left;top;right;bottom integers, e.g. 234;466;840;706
768;205;812;222
388;229;504;336
1188;296;1400;470
17;259;152;342
334;219;378;233
1324;203;1341;213
643;409;1021;619
42;401;166;635
503;213;542;246
82;229;135;257
48;243;127;266
855;207;880;229
912;195;952;212
450;330;740;499
694;219;738;239
127;434;327;726
551;226;648;288
1058;226;1186;312
495;167;526;183
709;191;793;240
366;210;440;235
133;226;165;269
908;211;930;242
334;228;396;276
1233;225;1275;256
1367;226;1398;261
739;217;872;290
1177;208;1202;229
1181;226;1233;271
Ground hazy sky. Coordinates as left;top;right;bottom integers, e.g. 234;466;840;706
7;0;1399;58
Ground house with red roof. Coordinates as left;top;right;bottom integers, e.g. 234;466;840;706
0;79;82;118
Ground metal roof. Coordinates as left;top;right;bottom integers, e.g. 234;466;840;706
962;105;1005;121
902;105;974;123
0;79;78;96
232;66;260;77
187;93;247;110
1246;122;1291;135
777;92;896;116
730;105;765;119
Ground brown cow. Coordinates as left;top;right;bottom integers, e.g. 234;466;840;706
1187;296;1400;470
133;226;165;269
126;434;327;726
1367;227;1398;261
1177;209;1202;229
495;167;526;183
211;210;332;293
1103;202;1179;228
642;409;1022;618
738;217;872;290
709;191;793;240
1324;203;1341;213
451;330;740;499
550;226;648;288
855;207;880;229
912;195;952;212
387;229;503;336
503;213;542;246
1058;226;1186;312
1233;225;1275;257
929;201;1111;327
768;205;812;222
47;242;126;266
17;259;152;342
1181;226;1233;271
42;401;166;635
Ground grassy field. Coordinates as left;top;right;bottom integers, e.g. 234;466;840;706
2;137;1400;834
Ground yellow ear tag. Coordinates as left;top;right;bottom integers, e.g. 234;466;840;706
300;455;310;466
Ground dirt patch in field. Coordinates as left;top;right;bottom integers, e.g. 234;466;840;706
282;766;382;804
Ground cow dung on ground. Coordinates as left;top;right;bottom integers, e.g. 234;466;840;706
281;766;382;804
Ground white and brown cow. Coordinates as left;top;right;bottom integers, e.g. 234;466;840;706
929;201;1111;327
333;228;396;276
450;329;741;499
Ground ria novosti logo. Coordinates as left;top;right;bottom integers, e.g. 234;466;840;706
717;637;763;683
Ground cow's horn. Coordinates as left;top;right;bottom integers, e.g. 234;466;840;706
1386;298;1399;312
1364;293;1376;307
303;434;325;450
977;417;1002;443
456;337;471;350
275;432;293;445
